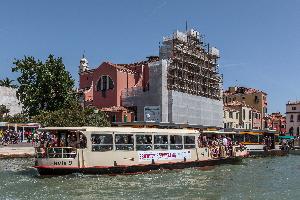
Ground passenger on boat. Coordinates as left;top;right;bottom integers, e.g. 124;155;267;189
79;134;87;148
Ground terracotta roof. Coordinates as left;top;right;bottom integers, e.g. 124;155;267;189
100;106;129;112
224;87;266;95
95;57;159;75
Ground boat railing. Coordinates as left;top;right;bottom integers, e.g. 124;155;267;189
35;147;77;159
91;144;113;151
154;144;168;150
136;144;152;151
115;144;134;151
170;144;183;150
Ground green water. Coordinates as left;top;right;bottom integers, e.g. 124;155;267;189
0;156;299;200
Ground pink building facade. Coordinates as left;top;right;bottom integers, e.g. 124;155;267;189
78;57;156;123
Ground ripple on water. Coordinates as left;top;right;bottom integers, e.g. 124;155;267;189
1;157;300;200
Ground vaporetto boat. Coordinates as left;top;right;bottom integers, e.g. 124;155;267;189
222;130;287;156
34;127;248;175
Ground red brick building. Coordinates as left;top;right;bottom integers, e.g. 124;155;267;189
78;56;158;123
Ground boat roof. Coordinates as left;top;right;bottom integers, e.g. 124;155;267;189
202;130;237;134
38;126;199;134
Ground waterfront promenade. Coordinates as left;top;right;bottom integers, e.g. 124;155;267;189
0;143;35;158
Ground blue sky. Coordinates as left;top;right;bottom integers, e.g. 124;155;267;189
0;0;299;113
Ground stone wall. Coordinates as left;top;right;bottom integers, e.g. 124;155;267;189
0;86;23;116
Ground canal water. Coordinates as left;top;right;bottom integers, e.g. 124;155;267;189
0;156;300;200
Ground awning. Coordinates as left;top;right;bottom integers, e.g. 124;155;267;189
279;136;294;140
0;122;8;126
38;127;87;132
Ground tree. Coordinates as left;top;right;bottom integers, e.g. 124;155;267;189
2;113;30;123
0;104;10;117
0;77;18;88
32;105;110;127
12;55;76;116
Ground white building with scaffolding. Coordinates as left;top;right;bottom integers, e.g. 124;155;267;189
121;29;223;127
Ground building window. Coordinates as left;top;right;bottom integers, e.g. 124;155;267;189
289;127;294;135
254;95;259;103
290;115;294;122
229;112;233;118
96;75;114;91
249;111;252;120
292;107;296;110
112;115;117;122
298;115;300;122
236;113;239;119
243;109;245;120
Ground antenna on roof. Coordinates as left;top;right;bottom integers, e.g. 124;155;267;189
82;50;86;58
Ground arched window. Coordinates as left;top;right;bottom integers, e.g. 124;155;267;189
96;75;114;91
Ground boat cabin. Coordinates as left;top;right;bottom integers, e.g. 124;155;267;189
34;127;248;175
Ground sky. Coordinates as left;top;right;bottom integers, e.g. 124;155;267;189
0;0;300;114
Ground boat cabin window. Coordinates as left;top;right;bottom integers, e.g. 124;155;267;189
91;134;113;151
136;135;152;151
184;136;195;149
115;134;134;151
154;135;168;150
258;135;264;144
233;134;244;143
170;135;183;150
37;131;87;149
35;130;87;159
275;135;279;143
245;134;259;143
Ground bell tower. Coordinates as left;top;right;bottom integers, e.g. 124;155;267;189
79;54;90;74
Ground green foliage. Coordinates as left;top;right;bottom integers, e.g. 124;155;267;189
0;104;10;117
32;105;110;127
12;55;76;116
0;77;18;88
2;113;30;123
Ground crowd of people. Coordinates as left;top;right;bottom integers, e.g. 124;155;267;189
35;132;87;158
0;129;36;145
36;132;87;149
198;134;245;158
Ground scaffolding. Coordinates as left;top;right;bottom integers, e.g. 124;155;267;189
160;29;222;100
